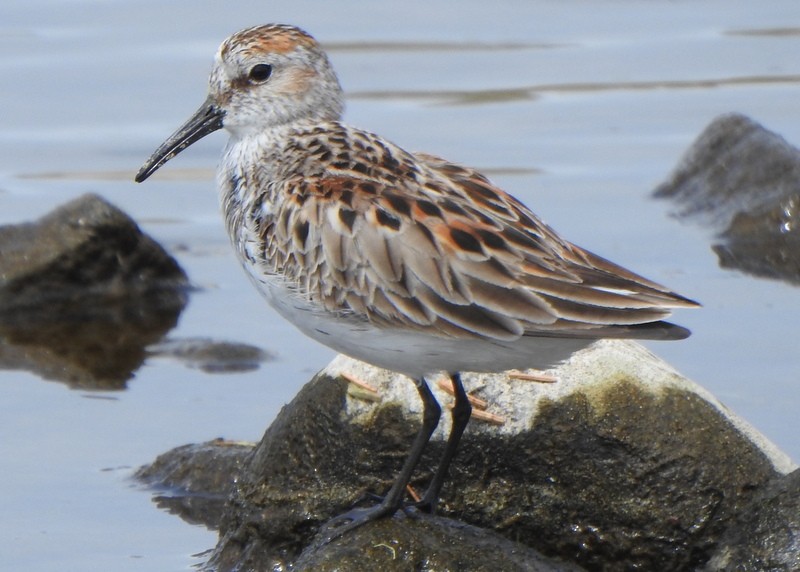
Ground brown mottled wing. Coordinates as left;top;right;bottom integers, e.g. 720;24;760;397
264;153;697;342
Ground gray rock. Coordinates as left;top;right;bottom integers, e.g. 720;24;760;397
704;468;800;572
157;341;791;571
654;113;800;284
147;337;272;373
294;514;585;572
0;192;187;303
0;193;189;388
135;439;255;529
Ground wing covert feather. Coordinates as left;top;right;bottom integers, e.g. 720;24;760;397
256;147;696;341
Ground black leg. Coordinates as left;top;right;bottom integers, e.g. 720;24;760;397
417;372;472;513
319;376;441;543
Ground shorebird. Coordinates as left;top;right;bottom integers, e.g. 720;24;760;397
136;24;697;539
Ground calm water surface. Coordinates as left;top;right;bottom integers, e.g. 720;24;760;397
1;1;799;570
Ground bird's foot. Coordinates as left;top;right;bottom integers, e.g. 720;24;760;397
316;501;400;545
406;493;439;515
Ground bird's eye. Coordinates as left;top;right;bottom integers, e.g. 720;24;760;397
248;64;273;83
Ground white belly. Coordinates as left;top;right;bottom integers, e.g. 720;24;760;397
248;267;592;379
220;170;592;378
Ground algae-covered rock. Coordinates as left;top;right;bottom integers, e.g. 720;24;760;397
704;468;800;572
135;341;793;571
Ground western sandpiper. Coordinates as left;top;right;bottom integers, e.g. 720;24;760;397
136;24;698;540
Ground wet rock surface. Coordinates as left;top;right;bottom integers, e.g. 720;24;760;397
704;468;800;572
135;439;255;529
654;113;800;285
138;341;795;571
294;514;585;572
0;193;189;388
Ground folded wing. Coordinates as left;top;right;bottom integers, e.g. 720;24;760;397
260;146;698;342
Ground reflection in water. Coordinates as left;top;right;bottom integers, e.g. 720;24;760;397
0;192;271;388
0;193;190;389
655;113;800;285
0;289;187;389
714;199;800;285
147;337;272;373
134;439;253;531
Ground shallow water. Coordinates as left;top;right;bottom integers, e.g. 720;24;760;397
2;1;799;569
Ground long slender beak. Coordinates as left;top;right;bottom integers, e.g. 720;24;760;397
135;98;224;183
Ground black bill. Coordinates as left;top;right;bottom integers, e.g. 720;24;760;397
135;98;224;183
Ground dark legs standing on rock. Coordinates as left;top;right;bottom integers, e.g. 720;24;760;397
321;376;441;541
321;372;472;542
370;376;443;515
417;373;472;513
